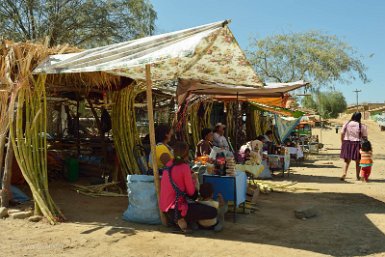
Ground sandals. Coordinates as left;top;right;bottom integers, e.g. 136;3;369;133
176;219;192;234
171;227;192;234
340;175;346;181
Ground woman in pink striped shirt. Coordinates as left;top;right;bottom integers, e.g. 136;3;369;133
340;112;368;181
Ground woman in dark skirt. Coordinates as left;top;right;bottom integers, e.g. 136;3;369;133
340;112;368;181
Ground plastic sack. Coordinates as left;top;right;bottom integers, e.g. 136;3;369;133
11;185;30;203
258;160;272;179
123;175;161;225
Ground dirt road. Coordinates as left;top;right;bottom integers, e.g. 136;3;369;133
1;117;385;257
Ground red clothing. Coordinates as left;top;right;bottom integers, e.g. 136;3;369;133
360;166;372;182
159;161;196;217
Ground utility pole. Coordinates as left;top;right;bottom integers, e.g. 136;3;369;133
353;89;361;111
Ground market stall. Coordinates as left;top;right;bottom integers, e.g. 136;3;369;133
31;20;266;224
3;19;311;225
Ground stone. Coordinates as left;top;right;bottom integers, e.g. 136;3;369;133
7;209;20;215
0;207;9;218
9;210;33;219
28;215;43;222
294;206;317;219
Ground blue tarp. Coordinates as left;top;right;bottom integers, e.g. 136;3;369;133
274;114;302;143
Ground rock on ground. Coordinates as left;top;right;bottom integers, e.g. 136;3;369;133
9;210;33;219
0;207;8;218
294;206;317;219
28;215;43;222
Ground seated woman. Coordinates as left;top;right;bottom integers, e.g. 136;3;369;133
160;142;219;233
149;124;174;171
195;128;214;158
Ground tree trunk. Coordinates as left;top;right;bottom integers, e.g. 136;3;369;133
1;135;14;207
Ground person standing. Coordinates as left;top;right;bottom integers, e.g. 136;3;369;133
213;123;229;150
335;125;340;134
359;140;373;182
340;112;368;181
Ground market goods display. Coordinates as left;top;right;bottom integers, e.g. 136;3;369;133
226;156;236;176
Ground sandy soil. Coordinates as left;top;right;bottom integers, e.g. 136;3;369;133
1;117;385;257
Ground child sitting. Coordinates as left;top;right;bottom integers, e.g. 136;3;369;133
198;183;227;231
360;140;373;182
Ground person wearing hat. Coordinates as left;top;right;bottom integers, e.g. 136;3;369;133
213;123;229;150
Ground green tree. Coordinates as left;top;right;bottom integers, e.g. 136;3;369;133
302;91;347;118
0;0;157;47
302;95;317;110
247;31;369;88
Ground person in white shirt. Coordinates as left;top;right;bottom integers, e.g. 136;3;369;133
213;123;229;150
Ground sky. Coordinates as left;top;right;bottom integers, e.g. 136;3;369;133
151;0;385;105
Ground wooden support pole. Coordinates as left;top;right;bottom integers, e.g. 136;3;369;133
87;97;108;174
76;96;80;157
0;132;13;207
235;92;239;159
0;135;5;174
1;45;15;207
145;64;167;226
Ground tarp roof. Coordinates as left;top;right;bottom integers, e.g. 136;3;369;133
34;20;262;87
177;79;309;104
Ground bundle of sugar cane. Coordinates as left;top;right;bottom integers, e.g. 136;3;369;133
11;75;65;224
202;102;213;128
226;103;235;139
111;84;144;175
251;180;318;194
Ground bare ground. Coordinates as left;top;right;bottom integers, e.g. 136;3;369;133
1;118;385;257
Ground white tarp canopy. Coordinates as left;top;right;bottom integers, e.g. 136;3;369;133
34;20;262;87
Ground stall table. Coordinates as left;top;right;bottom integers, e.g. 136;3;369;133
202;171;247;222
268;152;290;177
287;147;304;160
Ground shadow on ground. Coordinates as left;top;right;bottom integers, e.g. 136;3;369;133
50;181;385;257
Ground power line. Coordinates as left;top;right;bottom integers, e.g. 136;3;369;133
353;89;361;111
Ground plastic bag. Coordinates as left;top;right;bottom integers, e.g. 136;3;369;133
123;175;161;225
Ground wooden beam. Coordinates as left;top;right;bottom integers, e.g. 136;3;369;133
0;132;13;207
146;64;167;226
76;96;80;157
0;43;15;207
86;98;102;133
